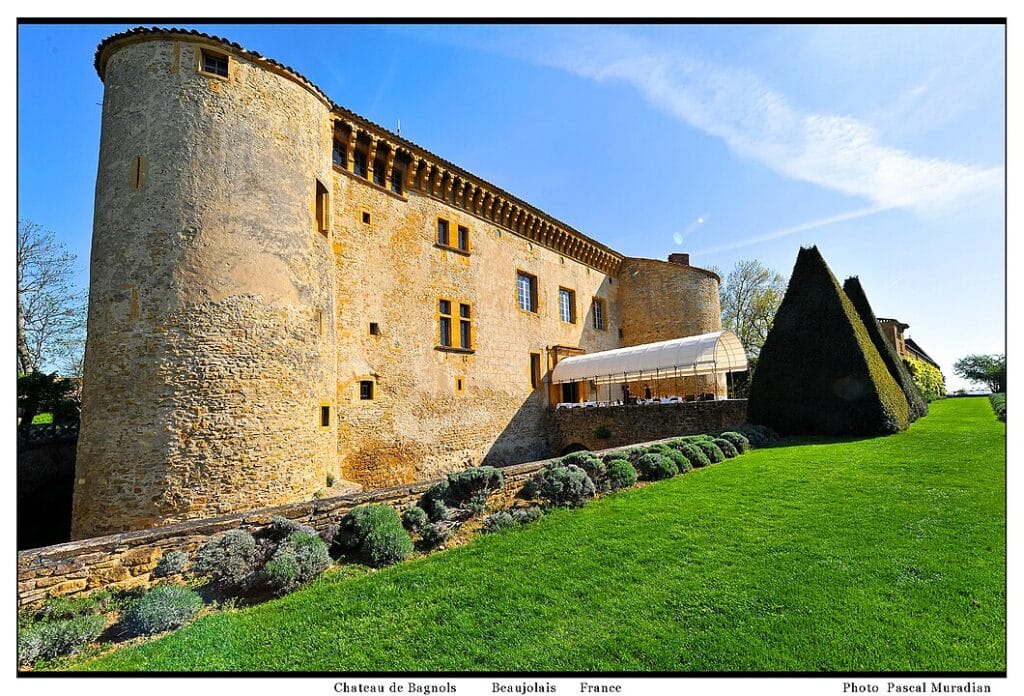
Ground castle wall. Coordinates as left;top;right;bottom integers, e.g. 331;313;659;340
618;257;726;397
330;177;621;488
73;38;338;538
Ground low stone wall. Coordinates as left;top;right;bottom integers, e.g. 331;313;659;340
549;399;748;453
17;455;560;610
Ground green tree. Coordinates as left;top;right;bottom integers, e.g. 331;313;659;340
716;259;787;357
17;220;87;376
903;356;946;402
17;371;80;427
953;353;1006;393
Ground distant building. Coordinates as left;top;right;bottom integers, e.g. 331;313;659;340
876;318;941;370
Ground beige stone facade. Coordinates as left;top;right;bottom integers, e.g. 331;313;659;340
72;28;725;539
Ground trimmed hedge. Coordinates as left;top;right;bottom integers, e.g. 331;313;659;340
605;458;637;490
695;440;725;464
635;453;677;480
989;393;1006;422
259;532;332;595
528;463;596;507
675;443;711;469
732;424;779;448
193;529;258;589
401;503;429;532
336;505;413;567
748;246;910;436
713;438;739;459
560;451;608;492
717;431;750;454
843;276;928;421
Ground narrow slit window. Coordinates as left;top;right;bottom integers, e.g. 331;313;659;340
530;353;542;390
316;310;324;336
130;156;146;190
369;322;380;336
459;303;472;350
456;377;465;393
315;179;329;235
362;211;371;225
438;299;452;347
359;381;374;401
592;297;606;331
320;405;331;427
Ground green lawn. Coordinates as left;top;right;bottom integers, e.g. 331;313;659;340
76;397;1005;672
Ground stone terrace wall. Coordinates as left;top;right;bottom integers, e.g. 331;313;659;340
549;399;748;453
18;456;558;610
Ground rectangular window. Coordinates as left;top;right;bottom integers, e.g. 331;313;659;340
362;211;371;225
437;218;450;247
517;272;538;313
353;149;368;178
558;287;576;324
359;381;374;401
592;297;606;331
320;405;331;427
455;377;465;394
373;158;387;187
315;179;329;235
530;352;542;390
390;166;404;195
332;140;347;168
201;49;229;77
438;299;452;347
459;303;472;349
457;225;470;252
369;322;380;336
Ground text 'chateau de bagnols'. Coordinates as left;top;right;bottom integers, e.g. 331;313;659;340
72;28;727;539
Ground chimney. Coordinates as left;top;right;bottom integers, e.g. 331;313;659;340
668;253;690;266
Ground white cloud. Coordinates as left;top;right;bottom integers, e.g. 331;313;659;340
530;29;1003;217
692;205;890;256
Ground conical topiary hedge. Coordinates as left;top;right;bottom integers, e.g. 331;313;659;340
842;276;928;422
747;246;910;436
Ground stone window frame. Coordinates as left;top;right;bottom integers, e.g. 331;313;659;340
435;297;475;354
437;298;453;348
434;218;471;256
456;224;470;253
458;302;473;350
319;403;332;429
516;270;539;314
196;46;230;81
455;376;465;394
591;296;607;331
558;286;577;324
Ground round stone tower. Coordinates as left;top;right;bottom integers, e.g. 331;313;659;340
618;254;727;397
72;29;339;538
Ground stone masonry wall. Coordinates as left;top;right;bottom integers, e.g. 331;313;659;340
329;171;621;489
74;37;338;538
549;399;748;452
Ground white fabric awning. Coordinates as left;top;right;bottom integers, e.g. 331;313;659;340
550;331;748;385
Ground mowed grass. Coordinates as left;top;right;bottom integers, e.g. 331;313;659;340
76;398;1005;672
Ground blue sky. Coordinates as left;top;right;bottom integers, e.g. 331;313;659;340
17;22;1005;390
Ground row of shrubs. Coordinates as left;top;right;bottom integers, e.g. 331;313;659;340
989;393;1006;422
19;424;779;667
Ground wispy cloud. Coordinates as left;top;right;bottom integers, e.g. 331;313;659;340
520;29;1002;216
692;205;891;256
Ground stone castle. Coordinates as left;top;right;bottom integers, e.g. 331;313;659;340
71;28;726;539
